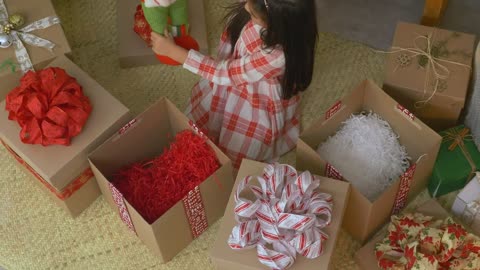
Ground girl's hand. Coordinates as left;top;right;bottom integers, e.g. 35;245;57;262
151;29;176;56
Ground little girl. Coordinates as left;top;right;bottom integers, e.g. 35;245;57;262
151;0;318;168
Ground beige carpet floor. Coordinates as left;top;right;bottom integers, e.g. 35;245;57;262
0;0;445;269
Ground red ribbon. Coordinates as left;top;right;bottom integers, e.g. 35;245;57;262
1;139;94;200
5;67;92;146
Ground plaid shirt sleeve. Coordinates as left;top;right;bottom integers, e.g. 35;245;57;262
183;47;285;87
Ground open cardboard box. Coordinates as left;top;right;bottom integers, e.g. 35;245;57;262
0;55;131;217
89;97;234;262
210;159;350;270
117;0;209;68
296;80;442;242
355;199;449;270
0;0;71;79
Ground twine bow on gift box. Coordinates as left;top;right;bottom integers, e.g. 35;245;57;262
228;163;333;270
0;0;60;73
379;31;471;108
444;127;477;181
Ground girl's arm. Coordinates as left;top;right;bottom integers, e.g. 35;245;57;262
183;48;284;87
151;32;284;87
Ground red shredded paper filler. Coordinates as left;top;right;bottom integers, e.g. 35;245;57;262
5;67;92;146
111;130;220;224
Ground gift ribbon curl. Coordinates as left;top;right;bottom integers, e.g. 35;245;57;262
228;163;333;270
0;0;60;73
5;67;92;146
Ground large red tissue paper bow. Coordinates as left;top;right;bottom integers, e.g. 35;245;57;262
5;68;92;146
228;163;333;270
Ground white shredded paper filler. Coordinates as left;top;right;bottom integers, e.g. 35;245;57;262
317;112;410;201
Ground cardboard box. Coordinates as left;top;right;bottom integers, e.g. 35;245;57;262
452;173;480;234
89;97;233;262
210;159;350;270
383;22;476;131
0;55;131;217
117;0;209;68
355;199;449;270
0;0;71;78
296;80;442;242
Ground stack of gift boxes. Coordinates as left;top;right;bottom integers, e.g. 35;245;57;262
2;0;480;269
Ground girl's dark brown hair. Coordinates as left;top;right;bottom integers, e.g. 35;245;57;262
224;0;318;99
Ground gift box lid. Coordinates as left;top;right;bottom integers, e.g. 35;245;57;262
385;22;475;103
0;55;130;191
0;0;71;78
210;159;350;270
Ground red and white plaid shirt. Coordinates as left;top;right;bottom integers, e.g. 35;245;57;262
184;21;300;169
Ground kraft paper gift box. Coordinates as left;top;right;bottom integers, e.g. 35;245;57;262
210;159;350;270
0;55;131;217
383;22;476;131
0;0;71;80
117;0;208;68
88;97;234;262
428;125;480;197
452;172;480;235
296;80;442;242
355;199;449;270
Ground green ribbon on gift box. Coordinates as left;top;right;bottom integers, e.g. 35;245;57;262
428;125;480;197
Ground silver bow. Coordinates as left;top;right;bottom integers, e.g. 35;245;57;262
0;0;60;73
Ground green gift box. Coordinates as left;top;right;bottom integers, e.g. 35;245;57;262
428;125;480;197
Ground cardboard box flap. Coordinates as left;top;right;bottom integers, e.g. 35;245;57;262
302;80;441;161
364;80;441;160
89;97;171;177
0;0;71;78
0;55;130;191
355;200;449;270
211;159;350;270
386;22;475;101
300;80;366;149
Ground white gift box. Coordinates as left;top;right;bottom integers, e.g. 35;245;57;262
452;172;480;232
465;42;480;150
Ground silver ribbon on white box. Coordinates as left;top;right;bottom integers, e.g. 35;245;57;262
0;0;60;73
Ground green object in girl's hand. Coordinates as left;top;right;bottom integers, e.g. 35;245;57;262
428;125;480;197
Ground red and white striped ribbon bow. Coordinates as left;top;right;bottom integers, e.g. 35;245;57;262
228;163;333;270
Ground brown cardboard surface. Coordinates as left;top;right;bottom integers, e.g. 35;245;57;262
355;199;449;270
210;159;350;270
0;55;131;191
0;0;71;78
89;97;234;262
8;156;101;217
384;22;475;131
117;0;209;68
296;80;442;242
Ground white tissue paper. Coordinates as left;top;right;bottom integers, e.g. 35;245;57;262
317;112;410;201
